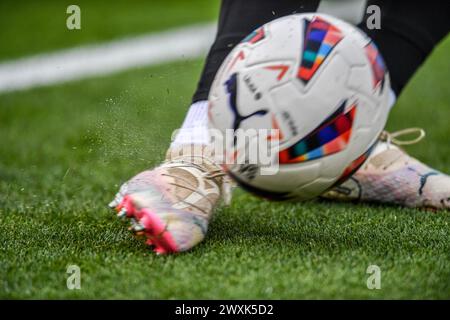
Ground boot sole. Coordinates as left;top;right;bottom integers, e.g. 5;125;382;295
116;195;179;254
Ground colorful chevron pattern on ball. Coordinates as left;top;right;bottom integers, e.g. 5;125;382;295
279;101;356;164
297;16;344;83
333;142;376;186
365;41;386;91
243;27;265;44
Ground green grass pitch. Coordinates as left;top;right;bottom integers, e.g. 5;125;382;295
0;1;449;299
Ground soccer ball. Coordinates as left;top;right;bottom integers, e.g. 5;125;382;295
208;13;391;200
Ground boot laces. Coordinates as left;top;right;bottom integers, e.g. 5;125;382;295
380;127;426;148
164;155;234;206
204;168;234;205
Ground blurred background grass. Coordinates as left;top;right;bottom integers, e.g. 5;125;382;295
0;0;219;60
0;0;449;299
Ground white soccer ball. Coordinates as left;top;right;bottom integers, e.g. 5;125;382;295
208;13;391;200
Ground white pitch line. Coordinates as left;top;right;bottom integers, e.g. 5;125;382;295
0;23;216;93
0;1;364;94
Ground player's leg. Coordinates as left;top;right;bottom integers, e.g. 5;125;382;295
109;0;321;254
324;0;450;209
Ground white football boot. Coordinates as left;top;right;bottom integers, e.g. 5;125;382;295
109;145;232;254
323;128;450;210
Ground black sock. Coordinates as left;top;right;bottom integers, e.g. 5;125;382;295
358;0;450;96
